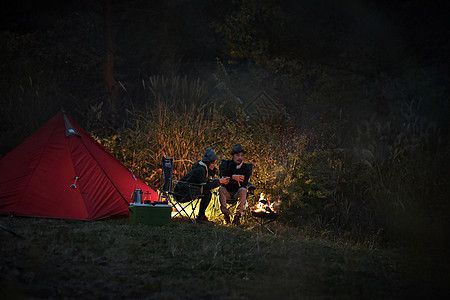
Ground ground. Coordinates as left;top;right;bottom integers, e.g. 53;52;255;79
1;216;448;299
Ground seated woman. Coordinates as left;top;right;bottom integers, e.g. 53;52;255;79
174;148;229;223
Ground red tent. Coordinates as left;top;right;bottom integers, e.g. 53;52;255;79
0;111;158;220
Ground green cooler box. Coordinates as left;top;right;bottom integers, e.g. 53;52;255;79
128;204;172;225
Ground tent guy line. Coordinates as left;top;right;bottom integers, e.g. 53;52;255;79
70;176;79;189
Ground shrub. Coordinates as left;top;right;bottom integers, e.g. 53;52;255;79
95;75;305;208
281;100;449;246
351;102;450;246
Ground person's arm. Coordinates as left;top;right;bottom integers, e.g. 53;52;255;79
241;164;252;187
206;176;230;189
205;178;220;190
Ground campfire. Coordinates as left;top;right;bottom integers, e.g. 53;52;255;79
251;193;278;219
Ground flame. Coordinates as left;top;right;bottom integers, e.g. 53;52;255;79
253;202;266;213
252;193;277;213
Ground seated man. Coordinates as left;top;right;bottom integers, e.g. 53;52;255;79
218;144;252;226
174;148;229;223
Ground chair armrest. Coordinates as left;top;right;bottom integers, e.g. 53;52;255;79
172;180;206;187
247;183;256;194
172;180;206;198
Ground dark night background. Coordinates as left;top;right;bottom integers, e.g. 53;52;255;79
1;0;449;152
1;1;450;298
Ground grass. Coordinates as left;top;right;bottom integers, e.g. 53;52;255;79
1;215;448;299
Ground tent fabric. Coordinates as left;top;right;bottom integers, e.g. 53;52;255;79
0;111;159;220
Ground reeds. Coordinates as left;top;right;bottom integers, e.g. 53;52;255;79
95;75;449;247
96;75;305;213
283;99;449;246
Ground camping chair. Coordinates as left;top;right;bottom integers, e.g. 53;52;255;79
159;156;205;223
209;160;256;220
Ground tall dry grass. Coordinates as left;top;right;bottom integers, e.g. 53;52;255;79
94;75;449;247
352;101;449;245
96;75;305;211
282;99;449;247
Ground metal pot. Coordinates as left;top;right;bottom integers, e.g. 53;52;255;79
132;189;143;204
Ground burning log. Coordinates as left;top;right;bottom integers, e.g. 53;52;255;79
251;193;278;219
250;193;279;234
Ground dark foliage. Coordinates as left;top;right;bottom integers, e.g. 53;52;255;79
0;0;449;249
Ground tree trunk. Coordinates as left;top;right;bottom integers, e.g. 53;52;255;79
104;0;118;113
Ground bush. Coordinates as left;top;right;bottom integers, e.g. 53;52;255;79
281;100;449;246
94;76;449;248
95;75;305;212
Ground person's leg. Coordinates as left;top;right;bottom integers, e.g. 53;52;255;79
198;190;212;217
231;187;247;226
235;187;248;215
219;187;232;214
195;190;215;223
219;186;232;224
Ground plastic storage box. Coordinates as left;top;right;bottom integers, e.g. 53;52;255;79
128;204;172;225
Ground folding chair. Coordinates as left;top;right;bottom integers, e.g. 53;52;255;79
209;160;256;220
159;156;205;223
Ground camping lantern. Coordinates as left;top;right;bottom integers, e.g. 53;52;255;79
144;191;152;204
132;189;143;204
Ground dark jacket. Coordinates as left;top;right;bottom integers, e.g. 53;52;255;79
219;159;253;193
174;161;220;200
